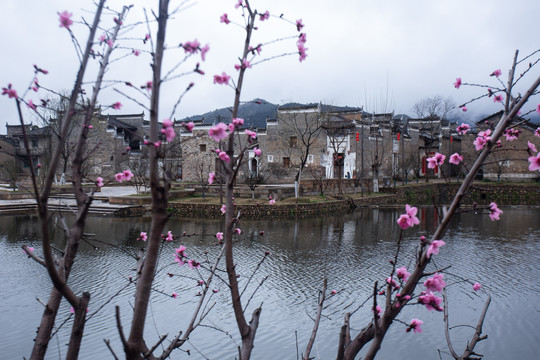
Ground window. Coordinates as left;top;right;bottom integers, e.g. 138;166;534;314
199;144;206;152
307;154;314;164
32;139;38;148
267;155;274;163
290;136;297;147
283;157;290;168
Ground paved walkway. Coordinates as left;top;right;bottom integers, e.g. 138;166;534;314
0;186;140;214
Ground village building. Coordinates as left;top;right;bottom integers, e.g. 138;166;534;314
462;111;540;182
4;105;538;192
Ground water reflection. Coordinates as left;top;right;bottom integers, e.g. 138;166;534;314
0;206;538;359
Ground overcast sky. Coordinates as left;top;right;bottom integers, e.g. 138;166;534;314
1;0;539;134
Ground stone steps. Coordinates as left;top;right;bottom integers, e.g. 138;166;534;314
0;201;141;216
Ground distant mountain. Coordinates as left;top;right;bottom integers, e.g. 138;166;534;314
180;100;540;129
180;98;277;129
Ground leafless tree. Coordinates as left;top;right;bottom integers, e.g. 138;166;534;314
277;111;323;198
413;95;456;182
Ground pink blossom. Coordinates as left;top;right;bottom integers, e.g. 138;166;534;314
161;126;176;142
245;129;257;140
162;118;173;128
208;172;216;185
386;276;399;288
87;125;93;129
473;136;487;151
249;44;262;55
234;59;251;71
220;13;230;24
428;153;444;167
426;157;438;169
426;240;445;258
228;123;235;133
232;118;244;127
424;273;446;293
2;84;17;99
174;253;184;266
112;102;122;110
259;10;270;21
453;77;462;89
373;304;382;317
462;106;467;112
269;199;275;205
296;19;304;31
408;319;423;334
396;267;410;282
536;104;540;115
115;173;124;183
220;204;226;214
213;72;231;85
182;39;200;55
473;283;482;291
235;228;242;234
489;202;503;221
208;123;229;142
254;147;262;156
493;94;503;103
474;129;491;151
235;0;243;9
419;292;443;311
219;151;230;163
27;100;37;110
165;231;174;241
123;170;134;181
172;292;178;299
504;128;521;141
113;17;123;25
490;69;502;77
133;49;140;56
184;122;195;132
96;177;104;187
535;127;540;137
58;11;73;29
528;141;537;154
175;245;186;257
449;153;463;165
201;44;210;61
33;64;48;74
331;290;337;295
145;81;152;90
106;39;114;48
139;232;148;241
144;34;150;41
187;259;200;269
396;204;420;230
298;43;308;62
99;34;106;43
216;232;224;240
154;141;161;148
31;86;38;92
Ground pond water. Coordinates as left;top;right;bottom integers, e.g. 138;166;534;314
0;206;539;359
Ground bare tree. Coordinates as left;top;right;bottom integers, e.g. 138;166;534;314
277;111;323;198
309;165;329;195
413;95;456;182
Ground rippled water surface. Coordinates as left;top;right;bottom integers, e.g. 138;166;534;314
0;206;539;359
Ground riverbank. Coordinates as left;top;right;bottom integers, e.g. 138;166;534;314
1;181;538;218
167;181;540;218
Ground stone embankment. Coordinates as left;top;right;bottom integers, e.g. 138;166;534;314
1;182;538;218
168;182;540;218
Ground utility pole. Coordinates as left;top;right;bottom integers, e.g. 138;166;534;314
361;123;364;197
